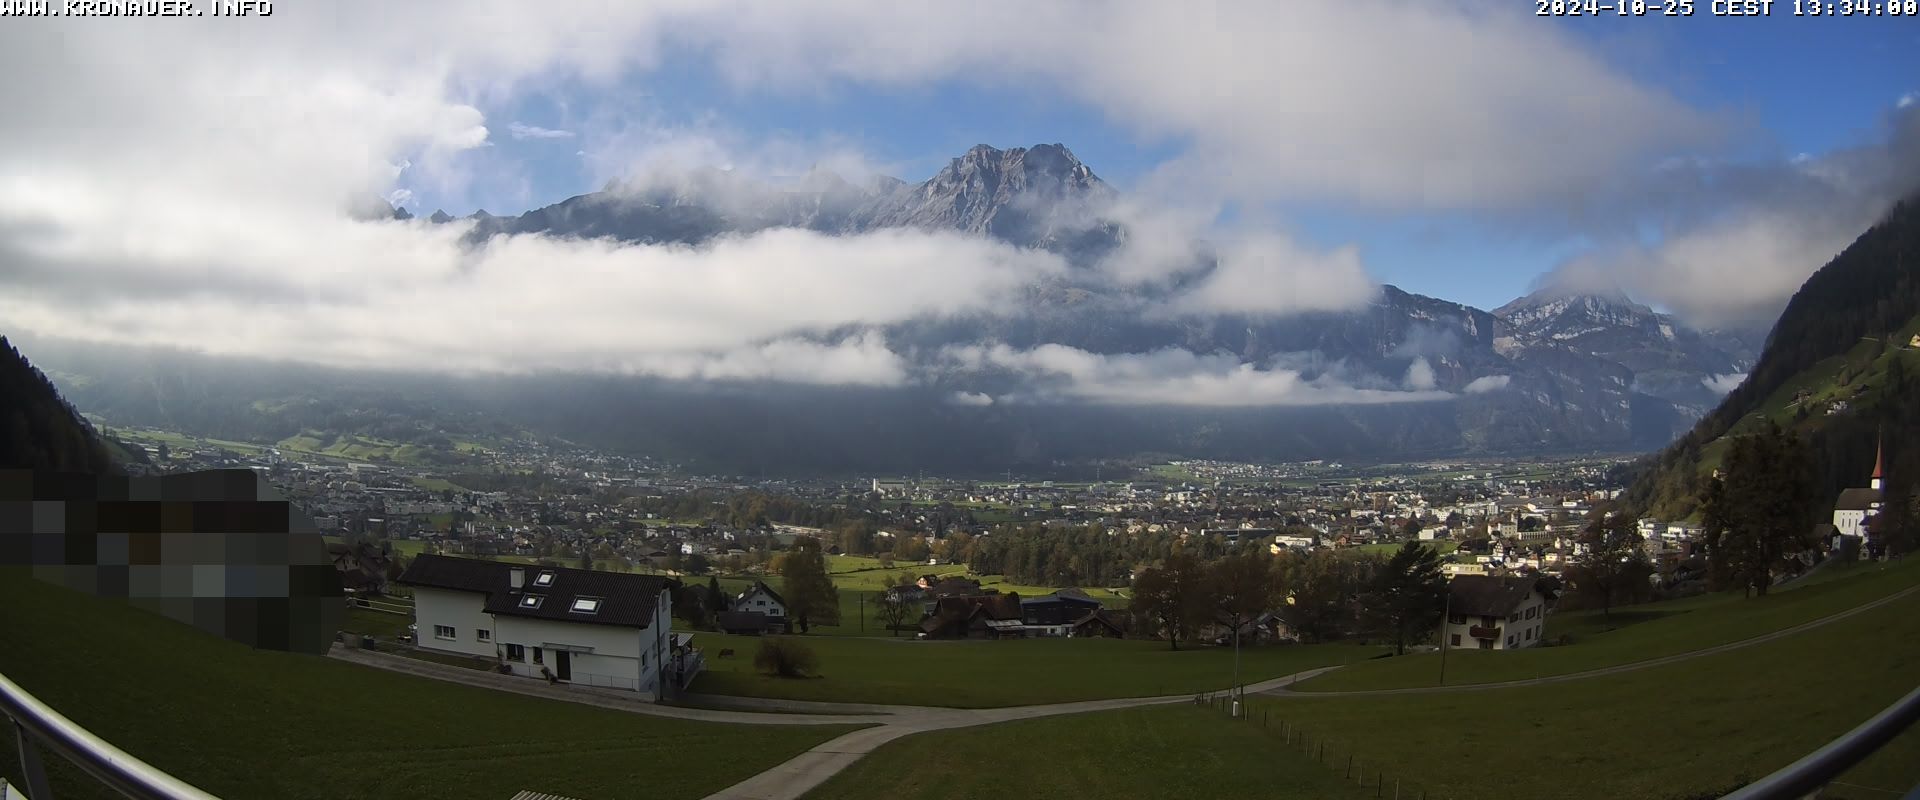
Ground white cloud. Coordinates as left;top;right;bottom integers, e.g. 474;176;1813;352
664;1;1724;210
949;391;995;406
0;2;1783;390
1404;358;1438;391
1163;233;1378;317
943;344;1453;407
508;122;576;140
1463;375;1511;394
610;332;906;385
1899;92;1916;110
1544;103;1920;328
1702;373;1747;394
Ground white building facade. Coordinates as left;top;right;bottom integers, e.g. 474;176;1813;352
400;555;684;700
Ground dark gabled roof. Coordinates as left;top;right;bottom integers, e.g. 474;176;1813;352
1021;591;1103;608
1071;608;1127;635
396;552;500;594
397;554;676;629
741;580;786;608
1836;488;1882;512
1448;575;1551;618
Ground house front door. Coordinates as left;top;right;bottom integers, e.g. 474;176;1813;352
556;650;572;681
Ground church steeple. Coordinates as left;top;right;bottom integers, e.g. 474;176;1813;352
1871;439;1884;492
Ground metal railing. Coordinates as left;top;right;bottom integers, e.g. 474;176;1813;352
1720;684;1920;800
1;672;218;800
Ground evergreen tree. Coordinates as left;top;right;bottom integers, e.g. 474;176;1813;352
706;576;728;620
1366;541;1446;654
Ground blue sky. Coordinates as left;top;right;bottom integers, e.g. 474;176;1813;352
431;12;1917;314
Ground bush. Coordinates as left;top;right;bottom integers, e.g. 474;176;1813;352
753;638;819;679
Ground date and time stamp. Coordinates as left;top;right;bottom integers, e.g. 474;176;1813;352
0;0;269;16
1542;0;1920;15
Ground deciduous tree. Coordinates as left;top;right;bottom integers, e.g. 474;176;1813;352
1210;550;1275;649
1129;550;1211;650
1703;423;1818;597
781;538;840;633
1568;509;1650;618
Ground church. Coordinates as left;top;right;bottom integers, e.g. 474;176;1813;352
1829;443;1885;550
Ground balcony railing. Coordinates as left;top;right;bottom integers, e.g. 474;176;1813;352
1720;684;1920;799
0;671;218;800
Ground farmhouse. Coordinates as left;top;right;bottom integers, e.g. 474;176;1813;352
1443;574;1560;651
398;554;690;700
729;580;788;634
1019;590;1106;637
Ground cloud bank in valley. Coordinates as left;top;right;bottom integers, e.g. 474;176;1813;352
0;1;1900;407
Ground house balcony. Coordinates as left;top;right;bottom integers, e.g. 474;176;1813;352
1469;625;1501;640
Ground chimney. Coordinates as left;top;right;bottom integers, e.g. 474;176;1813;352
509;567;525;589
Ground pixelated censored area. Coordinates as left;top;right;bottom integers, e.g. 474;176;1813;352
0;468;345;655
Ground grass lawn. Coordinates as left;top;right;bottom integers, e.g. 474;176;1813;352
340;606;413;639
0;568;858;800
703;570;1122;636
1248;584;1920;800
804;705;1377;800
687;635;1383;707
409;475;466;492
1296;556;1920;692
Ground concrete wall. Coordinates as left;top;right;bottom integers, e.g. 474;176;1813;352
412;587;498;659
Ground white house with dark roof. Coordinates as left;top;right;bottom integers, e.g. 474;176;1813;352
398;554;688;700
1442;574;1561;651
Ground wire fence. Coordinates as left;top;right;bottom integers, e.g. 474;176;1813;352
1192;690;1445;800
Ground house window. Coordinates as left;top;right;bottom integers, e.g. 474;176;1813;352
1449;634;1461;647
520;594;545;609
1447;613;1466;625
1509;612;1520;622
477;629;492;642
533;571;555;587
1507;635;1516;648
433;625;456;640
505;644;525;662
571;597;602;614
1526;627;1533;641
1527;606;1538;619
533;647;544;665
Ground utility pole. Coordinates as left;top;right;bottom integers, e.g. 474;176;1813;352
860;593;865;633
1438;586;1453;687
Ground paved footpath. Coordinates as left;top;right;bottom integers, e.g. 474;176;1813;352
329;581;1920;800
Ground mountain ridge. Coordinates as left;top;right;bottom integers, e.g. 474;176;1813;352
39;142;1817;475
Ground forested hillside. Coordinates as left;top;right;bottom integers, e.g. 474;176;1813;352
1623;194;1920;528
0;336;122;473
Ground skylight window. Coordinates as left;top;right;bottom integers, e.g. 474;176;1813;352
520;594;545;609
533;571;556;587
571;597;602;614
